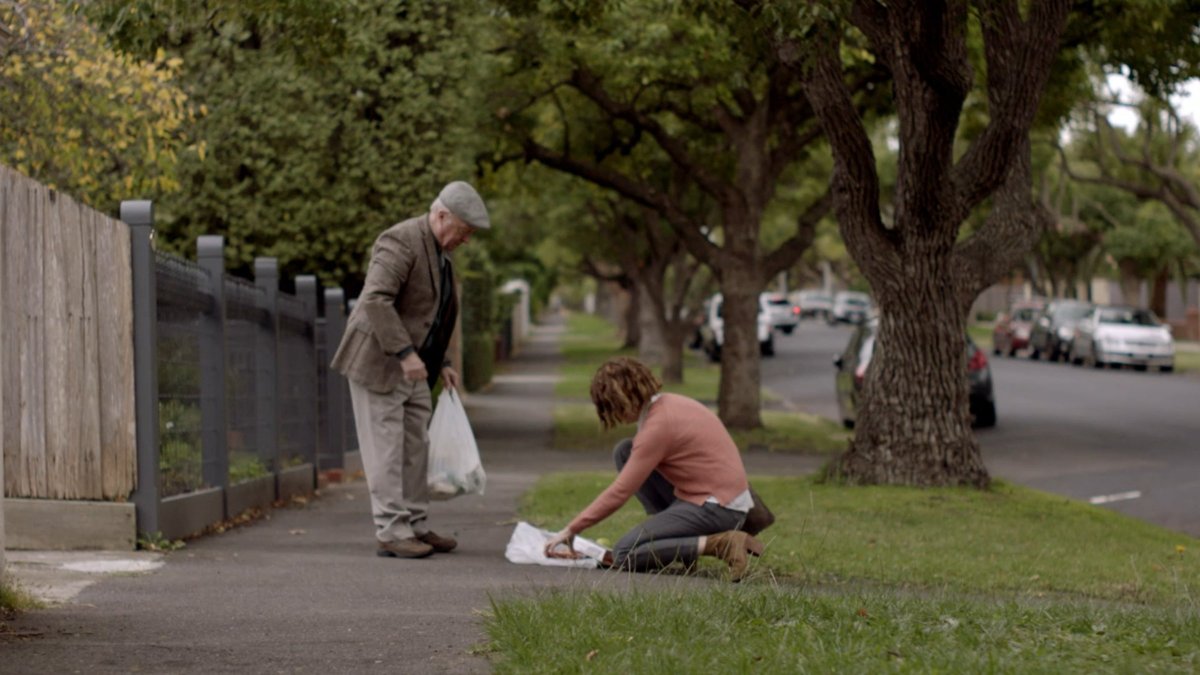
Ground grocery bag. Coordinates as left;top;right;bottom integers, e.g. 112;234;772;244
504;521;608;568
427;389;486;500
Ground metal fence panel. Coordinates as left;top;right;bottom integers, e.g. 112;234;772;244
277;293;317;467
154;251;213;497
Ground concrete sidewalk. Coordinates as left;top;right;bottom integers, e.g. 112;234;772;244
1;316;820;673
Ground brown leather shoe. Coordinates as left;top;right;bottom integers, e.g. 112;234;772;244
377;538;434;559
704;530;764;582
416;531;457;553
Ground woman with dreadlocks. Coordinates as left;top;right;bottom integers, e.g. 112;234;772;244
543;357;764;581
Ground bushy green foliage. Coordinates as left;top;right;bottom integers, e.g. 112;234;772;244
88;0;490;288
0;0;193;213
463;333;495;393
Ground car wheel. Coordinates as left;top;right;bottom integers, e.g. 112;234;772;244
1133;364;1148;372
706;345;721;363
760;336;775;357
1160;365;1174;373
842;418;855;430
1029;346;1040;360
781;325;795;335
971;400;997;428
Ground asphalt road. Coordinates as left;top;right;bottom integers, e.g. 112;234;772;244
760;320;1200;538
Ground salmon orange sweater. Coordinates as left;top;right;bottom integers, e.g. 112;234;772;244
568;393;749;534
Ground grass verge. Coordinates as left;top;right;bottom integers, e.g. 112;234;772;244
1176;348;1200;374
553;403;848;454
488;472;1200;672
556;313;723;402
555;312;829;452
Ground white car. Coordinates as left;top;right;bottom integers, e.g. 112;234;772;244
1070;306;1175;372
761;292;799;334
699;294;775;362
830;291;872;325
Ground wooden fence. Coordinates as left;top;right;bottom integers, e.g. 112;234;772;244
1;165;136;500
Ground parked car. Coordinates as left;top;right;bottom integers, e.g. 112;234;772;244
1069;305;1175;372
699;294;775;362
789;289;833;320
834;318;996;429
992;300;1046;357
829;291;872;325
761;292;799;334
1028;299;1093;362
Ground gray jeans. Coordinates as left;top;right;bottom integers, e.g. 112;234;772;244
611;439;745;572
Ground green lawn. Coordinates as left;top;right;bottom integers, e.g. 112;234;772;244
554;403;848;454
556;312;724;402
1176;348;1200;374
485;473;1200;672
555;312;831;453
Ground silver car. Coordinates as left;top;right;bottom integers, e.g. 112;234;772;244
1070;306;1175;372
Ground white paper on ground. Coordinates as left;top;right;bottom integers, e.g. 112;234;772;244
504;521;608;568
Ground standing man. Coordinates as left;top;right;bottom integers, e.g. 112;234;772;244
332;181;490;559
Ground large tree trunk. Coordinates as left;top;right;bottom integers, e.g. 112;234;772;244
717;269;762;429
637;284;665;365
620;283;640;349
659;321;689;384
834;264;987;487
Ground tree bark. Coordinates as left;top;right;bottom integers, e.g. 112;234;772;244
717;267;763;428
795;0;1069;487
637;284;665;365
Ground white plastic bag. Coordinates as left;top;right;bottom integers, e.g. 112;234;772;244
504;521;608;568
427;389;486;500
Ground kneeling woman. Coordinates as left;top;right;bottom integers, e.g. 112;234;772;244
544;357;763;581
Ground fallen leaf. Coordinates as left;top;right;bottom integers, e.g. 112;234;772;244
585;650;598;662
856;608;869;618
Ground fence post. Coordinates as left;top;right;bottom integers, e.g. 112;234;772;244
124;200;160;536
321;288;347;470
254;258;279;475
197;236;229;496
295;275;319;470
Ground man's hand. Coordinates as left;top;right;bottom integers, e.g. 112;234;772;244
441;366;461;391
543;527;579;559
399;352;428;382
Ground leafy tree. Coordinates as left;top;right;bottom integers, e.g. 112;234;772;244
0;0;193;213
484;1;885;428
757;0;1200;487
1060;95;1200;250
89;0;488;290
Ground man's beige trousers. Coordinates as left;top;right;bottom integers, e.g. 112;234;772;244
348;378;433;543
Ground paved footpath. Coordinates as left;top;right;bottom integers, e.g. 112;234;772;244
0;317;820;673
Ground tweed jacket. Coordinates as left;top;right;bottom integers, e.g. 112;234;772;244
331;215;452;393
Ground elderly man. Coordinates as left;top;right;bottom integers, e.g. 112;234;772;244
332;181;490;559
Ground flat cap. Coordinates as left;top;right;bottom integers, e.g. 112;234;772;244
438;181;491;230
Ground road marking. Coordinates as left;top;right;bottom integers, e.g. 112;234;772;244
1088;490;1142;505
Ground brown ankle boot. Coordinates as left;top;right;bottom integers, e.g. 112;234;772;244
704;530;764;582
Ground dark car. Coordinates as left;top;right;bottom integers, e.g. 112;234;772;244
834;318;996;429
1028;299;1093;362
992;300;1045;357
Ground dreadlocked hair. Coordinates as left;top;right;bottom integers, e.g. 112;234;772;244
590;357;662;430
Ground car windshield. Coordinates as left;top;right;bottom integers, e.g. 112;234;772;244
766;298;790;306
1013;308;1038;321
1098;309;1159;326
